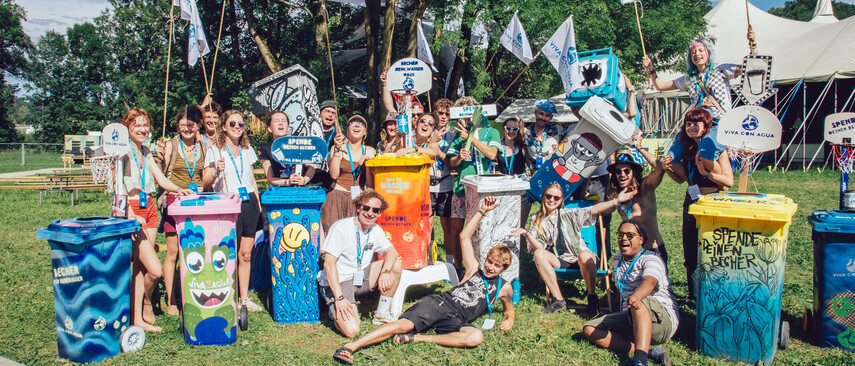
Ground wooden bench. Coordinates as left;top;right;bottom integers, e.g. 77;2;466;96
38;184;107;206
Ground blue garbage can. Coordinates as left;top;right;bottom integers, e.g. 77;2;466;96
808;210;855;352
36;216;144;363
261;186;326;323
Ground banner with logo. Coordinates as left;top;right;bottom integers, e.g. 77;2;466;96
500;12;533;65
542;15;582;95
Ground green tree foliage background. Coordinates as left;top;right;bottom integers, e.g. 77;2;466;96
0;0;32;142
768;0;855;21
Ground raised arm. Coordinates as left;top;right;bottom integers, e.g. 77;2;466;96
592;187;636;216
459;196;499;282
642;56;677;91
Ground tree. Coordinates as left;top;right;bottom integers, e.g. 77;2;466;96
0;0;31;142
768;0;855;21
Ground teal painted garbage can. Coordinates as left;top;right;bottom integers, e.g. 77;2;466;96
36;216;144;363
261;186;326;323
808;210;855;352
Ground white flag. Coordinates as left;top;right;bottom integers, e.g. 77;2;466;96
541;15;582;95
620;0;638;4
416;21;438;72
174;0;210;66
499;12;533;65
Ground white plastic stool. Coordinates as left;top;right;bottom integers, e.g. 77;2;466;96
390;262;459;317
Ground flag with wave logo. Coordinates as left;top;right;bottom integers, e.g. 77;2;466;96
416;20;438;72
500;12;533;65
174;0;210;66
542;15;582;95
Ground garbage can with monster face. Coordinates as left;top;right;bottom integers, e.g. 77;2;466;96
168;193;243;346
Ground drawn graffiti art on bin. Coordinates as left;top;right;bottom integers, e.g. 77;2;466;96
268;207;322;323
695;225;786;364
179;218;237;344
828;292;855;350
247;64;322;139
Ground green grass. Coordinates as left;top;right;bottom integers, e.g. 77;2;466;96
2;170;855;365
0;150;80;174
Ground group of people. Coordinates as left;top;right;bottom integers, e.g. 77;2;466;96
116;35;743;366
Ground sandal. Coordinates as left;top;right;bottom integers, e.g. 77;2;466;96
393;333;414;345
332;347;354;365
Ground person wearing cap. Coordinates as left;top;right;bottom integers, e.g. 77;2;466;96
377;112;402;154
322;115;376;230
525;99;565;172
311;100;340;192
599;137;672;265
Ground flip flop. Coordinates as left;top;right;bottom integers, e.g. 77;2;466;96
393;333;414;345
333;347;354;365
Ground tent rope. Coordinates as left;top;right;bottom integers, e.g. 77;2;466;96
774;75;836;170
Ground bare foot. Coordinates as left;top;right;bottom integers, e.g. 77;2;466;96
166;305;179;316
136;321;162;332
143;302;156;324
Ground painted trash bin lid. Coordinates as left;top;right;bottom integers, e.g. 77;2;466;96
688;192;797;222
809;210;855;233
365;152;434;167
168;193;242;216
261;185;327;205
460;174;531;193
36;216;141;245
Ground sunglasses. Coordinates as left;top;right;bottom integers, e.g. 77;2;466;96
436;111;449;117
360;204;382;214
504;126;520;132
419;119;435;126
616;232;638;240
544;193;563;202
179;123;197;130
615;168;633;176
228;121;246;128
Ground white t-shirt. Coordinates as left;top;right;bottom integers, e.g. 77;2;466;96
612;250;680;338
205;145;258;193
317;217;394;287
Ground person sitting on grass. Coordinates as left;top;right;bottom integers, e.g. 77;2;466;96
583;219;679;366
258;110;315;186
332;196;514;365
318;189;403;338
510;183;636;315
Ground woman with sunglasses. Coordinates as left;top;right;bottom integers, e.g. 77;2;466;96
664;108;733;299
322;115;377;230
120;108;194;332
377;113;401;154
583;219;677;366
395;113;440;157
158;105;208;316
202;110;265;312
509;183;635;314
497;118;528;175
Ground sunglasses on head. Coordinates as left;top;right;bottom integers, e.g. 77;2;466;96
360;204;382;214
228;121;245;128
616;232;638;240
419;119;434;126
544;193;562;202
504;126;520;132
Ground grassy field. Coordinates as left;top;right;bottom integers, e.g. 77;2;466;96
0;149;79;174
2;170;855;365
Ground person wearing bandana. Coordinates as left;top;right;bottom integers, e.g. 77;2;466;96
331;196;514;365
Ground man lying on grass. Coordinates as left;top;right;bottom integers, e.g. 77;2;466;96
332;196;514;364
583;219;678;366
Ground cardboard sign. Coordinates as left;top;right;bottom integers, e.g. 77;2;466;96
101;123;130;156
449;104;498;119
824;112;855;145
734;55;777;106
386;58;432;95
717;105;781;153
270;136;329;165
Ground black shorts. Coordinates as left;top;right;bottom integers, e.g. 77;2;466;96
557;257;579;269
236;194;261;240
431;191;453;218
399;295;472;334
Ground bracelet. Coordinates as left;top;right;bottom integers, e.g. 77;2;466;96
478;210;486;216
336;295;345;301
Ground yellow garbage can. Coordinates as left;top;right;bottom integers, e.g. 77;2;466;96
366;153;434;270
689;192;798;365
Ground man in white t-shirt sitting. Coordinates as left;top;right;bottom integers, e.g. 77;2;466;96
318;189;403;338
583;219;678;366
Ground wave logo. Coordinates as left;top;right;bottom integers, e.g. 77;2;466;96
403;77;414;90
742;114;759;131
94;316;106;331
111;129;120;142
565;46;577;65
516;32;523;44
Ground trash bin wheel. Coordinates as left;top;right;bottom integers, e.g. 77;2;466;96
178;310;185;335
780;321;790;350
803;308;813;335
120;325;146;352
239;304;248;331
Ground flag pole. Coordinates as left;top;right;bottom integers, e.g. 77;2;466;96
199;55;210;95
322;0;339;134
496;50;541;103
633;2;646;58
208;0;228;94
161;5;176;139
744;0;756;54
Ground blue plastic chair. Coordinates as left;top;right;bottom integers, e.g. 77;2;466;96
547;200;613;312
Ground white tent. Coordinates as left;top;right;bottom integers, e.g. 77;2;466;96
811;0;839;23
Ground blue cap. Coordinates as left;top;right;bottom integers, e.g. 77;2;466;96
535;99;557;115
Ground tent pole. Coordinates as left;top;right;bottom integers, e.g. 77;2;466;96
842;84;855;111
775;77;833;170
797;76;837;170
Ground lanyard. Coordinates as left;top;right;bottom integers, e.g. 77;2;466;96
529;125;548;155
502;140;516;174
224;145;244;186
353;218;366;268
481;272;503;316
346;142;365;183
621;198;633;218
617;248;645;293
202;134;207;147
179;139;197;179
693;70;711;108
130;142;146;190
326;130;335;148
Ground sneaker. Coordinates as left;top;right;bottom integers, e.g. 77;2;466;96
372;311;396;325
586;294;599;316
242;298;264;312
542;299;566;313
650;346;671;366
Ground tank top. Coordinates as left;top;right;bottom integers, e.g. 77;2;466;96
122;146;156;194
497;145;526;175
336;155;367;190
170;143;204;189
439;270;502;323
